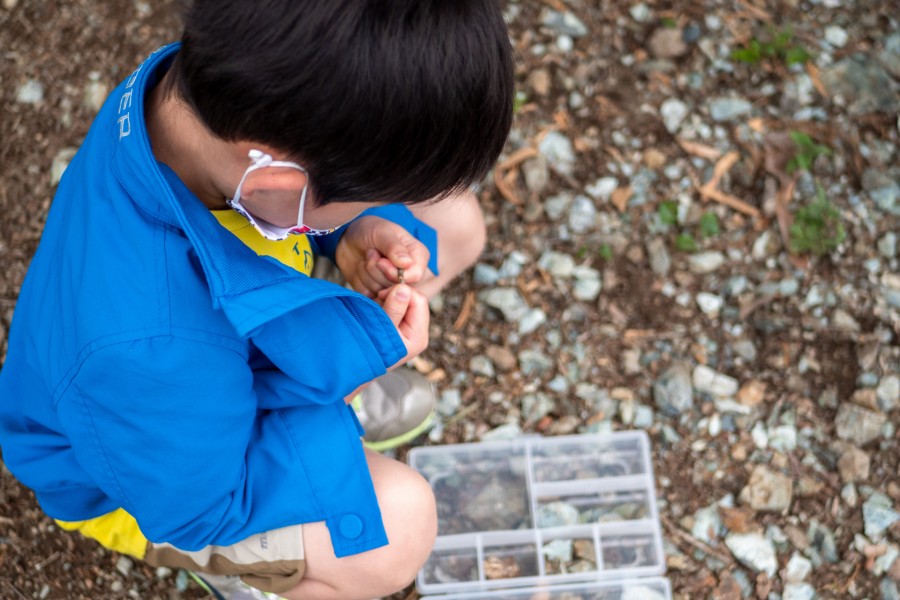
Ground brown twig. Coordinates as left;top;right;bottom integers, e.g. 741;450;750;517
661;515;735;566
839;561;861;594
739;294;776;321
677;139;723;161
445;401;480;425
453;291;475;331
694;152;761;217
2;580;28;600
493;147;539;205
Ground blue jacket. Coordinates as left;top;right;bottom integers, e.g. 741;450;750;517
0;44;438;558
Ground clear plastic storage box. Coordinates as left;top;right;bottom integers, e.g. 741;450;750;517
408;431;668;598
420;578;672;600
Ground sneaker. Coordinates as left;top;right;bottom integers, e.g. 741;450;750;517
188;572;286;600
353;369;436;452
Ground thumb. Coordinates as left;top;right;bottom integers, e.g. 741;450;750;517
381;284;411;328
376;233;413;269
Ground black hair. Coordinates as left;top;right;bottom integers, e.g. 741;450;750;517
169;0;515;206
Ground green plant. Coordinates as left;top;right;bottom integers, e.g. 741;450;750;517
657;201;678;225
731;25;811;67
675;233;697;252
599;243;613;260
513;91;528;113
787;131;831;174
699;212;720;238
789;185;846;256
661;17;678;29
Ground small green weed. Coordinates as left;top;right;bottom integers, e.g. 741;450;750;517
731;26;811;67
657;201;679;225
789;185;846;256
787;131;831;174
661;17;678;29
699;212;720;238
513;91;528;113
599;243;613;260
675;233;698;252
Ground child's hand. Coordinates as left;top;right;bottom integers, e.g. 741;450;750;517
335;216;431;298
379;283;430;367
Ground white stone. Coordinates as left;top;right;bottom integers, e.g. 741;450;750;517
83;72;108;112
479;288;529;322
785;552;813;583
660;98;690;133
783;583;816;600
689;251;726;274
518;308;547;335
725;533;777;576
696;292;723;316
876;375;900;412
824;26;849;48
50;147;79;186
629;3;649;22
586;176;619;200
16;79;43;104
768;425;797;453
573;278;602;301
751;422;769;449
568;195;596;233
537;250;575;277
538;131;576;177
692;365;739;398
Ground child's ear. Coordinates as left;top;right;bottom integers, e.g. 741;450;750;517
240;167;308;199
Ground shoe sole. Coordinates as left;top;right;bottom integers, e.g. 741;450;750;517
363;411;435;452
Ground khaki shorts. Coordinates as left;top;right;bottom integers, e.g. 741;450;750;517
57;509;305;594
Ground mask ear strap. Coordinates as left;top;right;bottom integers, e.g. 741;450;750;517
231;150;274;202
267;160;308;229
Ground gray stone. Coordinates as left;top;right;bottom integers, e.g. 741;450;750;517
82;73;108;112
691;504;724;543
480;288;529;322
568;196;596;233
629;3;649;23
731;339;757;361
115;556;133;577
470;355;495;378
877;375;900;412
473;263;500;285
693;365;739;398
780;278;800;296
835;403;887;446
648;28;688;59
807;520;838;563
841;482;859;507
518;308;547;335
522;393;555;425
785;552;813;583
538;251;576;277
544;193;573;220
872;183;900;216
586;176;619;200
573;278;602;301
155;567;173;579
689;251;726;274
498;251;529;279
541;9;589;37
538;501;580;527
660;98;690;133
725;276;749;297
480;423;523;443
825;26;849;48
863;500;900;541
542;539;574;563
882;579;900;600
546;375;568;393
740;465;793;512
838;446;870;483
176;569;190;592
50;147;79;186
696;292;723;316
538;131;576;177
833;309;861;333
783;583;816;600
463;474;527;530
575;384;616;415
653;362;694;415
768;425;797;453
709;97;753;121
878;232;898;258
519;348;553;376
16;79;43;104
725;533;777;576
522;154;550;193
437;389;461;417
820;54;900;116
646;237;671;276
633;405;654;429
879;33;900;79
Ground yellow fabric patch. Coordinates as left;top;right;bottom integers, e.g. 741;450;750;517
56;508;148;559
212;209;314;275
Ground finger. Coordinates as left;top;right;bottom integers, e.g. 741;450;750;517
381;284;412;328
397;288;430;353
367;255;395;289
399;240;431;284
376;235;415;270
353;262;381;298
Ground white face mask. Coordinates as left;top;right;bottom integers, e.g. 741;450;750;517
226;149;338;241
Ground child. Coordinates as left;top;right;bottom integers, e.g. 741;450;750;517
0;1;513;599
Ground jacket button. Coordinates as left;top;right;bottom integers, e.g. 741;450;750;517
339;514;363;539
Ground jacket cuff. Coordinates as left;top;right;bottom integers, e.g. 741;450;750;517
309;205;439;276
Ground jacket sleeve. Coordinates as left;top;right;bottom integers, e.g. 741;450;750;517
57;335;388;557
308;204;439;275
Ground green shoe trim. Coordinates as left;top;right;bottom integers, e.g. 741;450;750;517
187;571;214;594
363;412;436;452
350;394;362;412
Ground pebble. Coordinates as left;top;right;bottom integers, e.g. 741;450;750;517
436;389;461;417
480;423;522;442
568;196;596;233
83;72;108;112
546;374;568;393
883;580;900;600
751;422;769;449
469;355;495;378
709;97;753;121
538;131;576;177
464;473;527;530
573;278;602;301
736;380;765;406
155;567;173;579
543;539;574;562
820;55;900;116
863;500;900;541
648;28;688;59
696;292;723;316
740;465;793;512
541;9;589;37
538;250;575;277
498;251;529;279
876;375;900;412
785;552;813;583
586;176;619;200
834;403;887;446
50;147;79;186
485;346;517;371
838;446;871;483
689;251;726;274
16;79;43;104
110;581;124;593
522;393;555;425
725;275;748;297
660;98;690;133
538;501;580;527
522;154;550;193
653;362;694;415
633;405;654;429
116;555;133;577
473;263;501;285
556;34;574;53
725;532;777;576
647;237;671;276
176;569;190;592
824;26;849;48
783;583;816;600
479;288;529;322
878;232;898;258
833;309;861;332
768;425;797;453
519;348;553;376
693;365;739;398
518;308;547;335
841;482;859;507
629;3;649;23
691;504;724;543
528;68;551;96
544;193;573;221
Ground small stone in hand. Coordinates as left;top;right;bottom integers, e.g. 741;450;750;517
398;268;405;284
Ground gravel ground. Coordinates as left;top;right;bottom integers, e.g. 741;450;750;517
2;1;900;600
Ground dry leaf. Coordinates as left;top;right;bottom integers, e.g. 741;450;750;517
453;291;475;330
611;186;632;212
677;138;722;161
748;118;766;133
807;63;828;98
719;507;756;533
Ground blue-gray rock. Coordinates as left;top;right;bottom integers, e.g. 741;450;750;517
473;263;500;285
725;533;777;576
518;308;547;335
498;250;529;279
470;355;495;378
835;403;887;446
547;375;569;393
629;3;649;22
176;570;191;592
538;131;576;177
731;339;757;361
709;97;753;121
780;278;800;296
878;232;898;258
647;237;671;276
872;183;900;216
522;393;555;426
882;579;900;600
820;54;900;116
807;520;838;564
541;9;589;37
654;362;694;415
877;375;900;412
480;423;523;443
863;500;900;541
633;405;654;429
725;276;748;297
569;196;596;233
437;389;461;417
543;539;574;562
538;250;575;277
783;583;816;600
16;79;44;104
544;193;573;220
573;278;602;301
479;288;529;322
879;33;900;79
538;501;580;527
519;348;553;376
586;176;619;200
